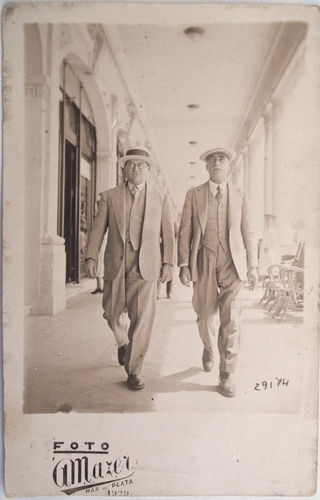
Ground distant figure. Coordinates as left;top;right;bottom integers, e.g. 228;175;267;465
80;215;88;257
85;147;175;391
258;214;281;279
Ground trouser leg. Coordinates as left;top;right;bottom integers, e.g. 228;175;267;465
216;251;243;373
192;247;219;359
192;246;243;371
124;242;157;375
124;278;157;375
102;264;129;349
102;242;157;374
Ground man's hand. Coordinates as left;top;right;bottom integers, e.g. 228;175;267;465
85;258;97;278
247;267;259;291
159;263;173;283
179;266;191;287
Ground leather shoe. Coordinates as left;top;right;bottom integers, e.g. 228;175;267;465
91;288;103;294
202;347;214;372
219;372;236;397
127;374;145;391
117;344;127;366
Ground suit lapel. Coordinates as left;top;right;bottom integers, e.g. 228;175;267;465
195;182;209;234
111;183;126;242
141;183;152;239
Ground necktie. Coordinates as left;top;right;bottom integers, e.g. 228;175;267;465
129;186;140;250
215;185;223;203
130;185;139;199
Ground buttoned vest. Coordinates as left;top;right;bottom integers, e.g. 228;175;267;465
125;185;145;250
202;186;229;253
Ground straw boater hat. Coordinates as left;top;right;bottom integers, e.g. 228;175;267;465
200;147;237;163
118;147;156;169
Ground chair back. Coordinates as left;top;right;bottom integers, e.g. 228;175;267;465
293;241;305;268
289;268;304;303
267;264;281;282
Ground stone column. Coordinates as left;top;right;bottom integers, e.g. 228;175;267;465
24;75;48;311
270;97;283;230
24;73;66;316
270;95;296;251
246;124;265;240
263;103;273;215
247;141;258;206
242;146;249;193
96;150;113;195
31;26;66;315
232;155;244;190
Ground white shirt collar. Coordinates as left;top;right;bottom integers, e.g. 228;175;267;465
209;179;226;193
128;182;145;191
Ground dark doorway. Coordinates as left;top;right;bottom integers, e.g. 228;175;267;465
58;70;96;285
64;140;79;283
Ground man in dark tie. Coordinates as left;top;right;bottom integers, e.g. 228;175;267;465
85;147;175;390
178;147;258;397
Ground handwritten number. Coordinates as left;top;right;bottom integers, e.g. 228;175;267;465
255;378;289;391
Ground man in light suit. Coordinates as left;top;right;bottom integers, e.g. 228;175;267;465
85;147;175;390
178;147;258;397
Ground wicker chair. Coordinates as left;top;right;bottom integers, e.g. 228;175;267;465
267;267;292;314
259;264;281;306
272;268;304;321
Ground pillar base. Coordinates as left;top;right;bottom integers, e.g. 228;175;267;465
31;234;66;315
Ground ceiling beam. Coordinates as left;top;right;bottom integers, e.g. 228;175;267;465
233;22;307;153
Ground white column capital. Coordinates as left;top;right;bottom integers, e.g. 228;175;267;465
25;74;51;98
270;96;284;118
96;149;112;162
263;102;273;122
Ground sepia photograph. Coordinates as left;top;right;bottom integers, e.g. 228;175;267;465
2;1;320;497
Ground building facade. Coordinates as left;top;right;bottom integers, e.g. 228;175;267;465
23;23;178;315
4;16;320;320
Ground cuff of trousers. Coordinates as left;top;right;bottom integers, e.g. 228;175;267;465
219;363;236;374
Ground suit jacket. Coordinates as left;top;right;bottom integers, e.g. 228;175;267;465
178;181;257;282
86;182;175;282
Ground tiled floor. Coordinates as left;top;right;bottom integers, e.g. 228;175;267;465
22;278;318;496
24;276;307;415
